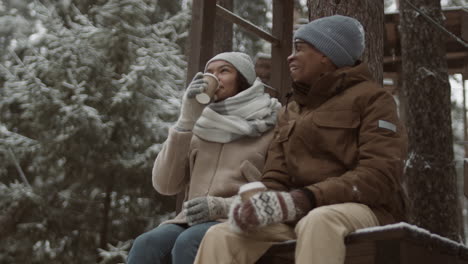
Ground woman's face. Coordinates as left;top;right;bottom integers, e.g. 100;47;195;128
205;60;239;102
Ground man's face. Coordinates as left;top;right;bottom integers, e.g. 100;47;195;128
287;41;324;86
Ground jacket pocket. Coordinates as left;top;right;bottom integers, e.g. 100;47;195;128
277;120;296;142
312;110;360;129
307;110;360;167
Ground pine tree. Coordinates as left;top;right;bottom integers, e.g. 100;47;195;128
0;0;190;262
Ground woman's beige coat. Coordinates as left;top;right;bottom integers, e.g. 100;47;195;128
153;127;274;225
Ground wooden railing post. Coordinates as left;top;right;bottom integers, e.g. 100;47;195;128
271;0;294;104
463;70;468;198
186;0;217;86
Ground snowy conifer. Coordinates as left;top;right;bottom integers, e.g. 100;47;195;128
0;0;190;262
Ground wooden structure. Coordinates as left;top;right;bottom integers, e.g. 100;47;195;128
184;2;468;263
187;2;467;102
382;7;468;198
258;223;468;264
383;7;468;93
186;0;294;102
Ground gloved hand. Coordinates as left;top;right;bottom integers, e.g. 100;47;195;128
229;189;315;232
184;196;235;226
175;72;209;131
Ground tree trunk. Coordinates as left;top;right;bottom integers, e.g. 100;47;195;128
307;0;384;84
213;0;233;54
99;179;114;250
399;0;463;242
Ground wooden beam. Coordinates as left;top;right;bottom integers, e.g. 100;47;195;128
465;159;468;198
384;51;468;64
384;8;467;77
186;0;217;85
271;0;294;103
461;8;468;42
216;5;280;46
464;60;468;198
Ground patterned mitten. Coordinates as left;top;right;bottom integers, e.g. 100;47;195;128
184;196;235;226
229;190;315;232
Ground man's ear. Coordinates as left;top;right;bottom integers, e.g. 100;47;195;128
321;55;337;70
320;54;329;64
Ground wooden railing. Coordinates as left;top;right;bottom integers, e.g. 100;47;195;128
186;0;294;103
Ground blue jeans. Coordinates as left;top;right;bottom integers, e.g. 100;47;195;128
127;221;219;264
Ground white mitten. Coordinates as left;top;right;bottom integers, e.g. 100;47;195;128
175;72;208;131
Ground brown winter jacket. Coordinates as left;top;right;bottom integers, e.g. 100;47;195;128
262;63;408;225
153;127;274;225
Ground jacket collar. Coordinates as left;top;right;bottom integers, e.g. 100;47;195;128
292;62;373;108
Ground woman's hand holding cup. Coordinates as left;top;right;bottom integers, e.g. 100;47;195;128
195;73;219;104
175;72;210;131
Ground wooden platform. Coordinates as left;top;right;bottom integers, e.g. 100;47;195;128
257;222;468;264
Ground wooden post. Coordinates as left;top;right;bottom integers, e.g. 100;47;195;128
462;9;468;198
186;0;217;85
178;0;217;213
271;0;294;104
463;71;468;198
213;0;233;55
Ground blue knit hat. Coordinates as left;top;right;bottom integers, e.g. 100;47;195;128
205;52;256;85
294;15;365;68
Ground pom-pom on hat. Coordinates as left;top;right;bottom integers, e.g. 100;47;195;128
294;15;365;68
205;52;256;85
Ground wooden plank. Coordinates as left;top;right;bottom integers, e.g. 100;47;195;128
345;241;375;257
459;244;468;263
345;227;409;244
375;240;401;264
260;223;468;263
271;0;294;103
400;240;459;264
215;5;280;46
186;0;217;85
344;255;375;264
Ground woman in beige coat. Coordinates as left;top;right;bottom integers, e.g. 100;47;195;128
127;52;280;264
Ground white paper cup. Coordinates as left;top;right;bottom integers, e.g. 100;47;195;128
239;182;267;202
195;73;219;104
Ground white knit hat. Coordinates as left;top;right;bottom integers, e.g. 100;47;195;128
294;15;365;68
205;52;256;85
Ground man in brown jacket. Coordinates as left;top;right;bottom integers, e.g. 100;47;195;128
194;15;407;264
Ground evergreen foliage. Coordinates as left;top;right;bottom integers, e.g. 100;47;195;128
0;0;190;262
233;0;270;56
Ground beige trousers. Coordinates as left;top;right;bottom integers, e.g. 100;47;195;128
193;203;380;264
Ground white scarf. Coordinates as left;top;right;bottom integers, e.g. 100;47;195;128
193;79;281;143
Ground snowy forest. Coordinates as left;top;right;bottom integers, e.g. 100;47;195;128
0;0;467;263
